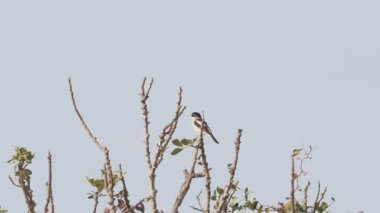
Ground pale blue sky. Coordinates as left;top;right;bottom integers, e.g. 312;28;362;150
1;1;379;212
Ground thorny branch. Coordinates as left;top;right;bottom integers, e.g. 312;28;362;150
43;152;55;213
68;78;116;212
216;129;243;213
141;77;154;171
198;112;211;213
140;77;186;213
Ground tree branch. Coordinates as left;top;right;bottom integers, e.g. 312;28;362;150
140;77;154;171
198;111;211;213
140;77;186;213
68;78;116;212
43;152;55;213
171;147;199;213
216;129;243;213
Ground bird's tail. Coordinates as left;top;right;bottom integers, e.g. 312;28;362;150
210;133;219;144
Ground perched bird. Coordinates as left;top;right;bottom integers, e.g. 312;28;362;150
191;112;219;144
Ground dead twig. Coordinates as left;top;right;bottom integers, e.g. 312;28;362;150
43;152;55;213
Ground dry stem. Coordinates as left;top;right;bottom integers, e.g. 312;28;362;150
43;152;55;213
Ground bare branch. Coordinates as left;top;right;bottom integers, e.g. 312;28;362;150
68;78;116;212
303;181;311;212
140;78;186;213
140;77;154;171
171;148;199;213
154;86;186;168
198;111;211;213
44;152;55;213
290;151;296;213
68;78;105;151
119;165;131;210
216;129;243;213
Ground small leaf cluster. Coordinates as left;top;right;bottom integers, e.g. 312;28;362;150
86;169;123;200
171;138;197;155
7;147;35;181
86;176;106;199
279;199;331;213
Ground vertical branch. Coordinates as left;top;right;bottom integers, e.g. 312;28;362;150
68;78;116;212
44;152;55;213
140;77;158;213
18;167;35;213
216;129;243;213
290;153;296;213
303;181;311;212
171;148;200;213
93;194;100;213
198;111;211;213
140;77;154;171
104;148;116;212
119;165;131;210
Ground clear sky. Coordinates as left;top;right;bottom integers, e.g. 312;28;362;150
1;1;379;212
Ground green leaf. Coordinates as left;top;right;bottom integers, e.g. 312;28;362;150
216;187;224;195
230;196;238;204
211;195;216;200
181;139;191;146
171;148;183;155
317;202;329;212
86;177;105;192
292;148;302;157
172;139;182;147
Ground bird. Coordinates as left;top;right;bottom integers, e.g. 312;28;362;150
191;112;219;144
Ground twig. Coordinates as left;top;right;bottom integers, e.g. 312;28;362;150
171;148;200;213
141;77;154;171
93;193;100;213
43;152;55;213
68;78;116;212
216;129;243;213
68;78;105;151
119;165;131;210
290;151;296;213
303;181;310;212
312;182;327;213
154;86;186;168
8;175;20;188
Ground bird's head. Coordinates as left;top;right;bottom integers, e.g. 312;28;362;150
191;112;202;119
